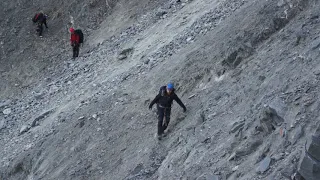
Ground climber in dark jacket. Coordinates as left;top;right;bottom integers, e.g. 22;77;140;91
32;12;48;37
149;83;186;139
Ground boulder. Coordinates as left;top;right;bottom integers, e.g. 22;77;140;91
260;106;284;134
298;124;320;179
298;152;320;180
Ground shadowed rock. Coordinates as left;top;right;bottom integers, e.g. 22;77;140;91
298;124;320;179
31;109;55;127
260;106;284;134
229;120;245;134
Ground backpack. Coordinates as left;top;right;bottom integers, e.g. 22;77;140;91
32;13;46;23
32;13;40;23
74;29;84;43
159;86;166;96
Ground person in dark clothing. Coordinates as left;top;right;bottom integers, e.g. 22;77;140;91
149;83;187;140
33;12;48;37
70;28;80;58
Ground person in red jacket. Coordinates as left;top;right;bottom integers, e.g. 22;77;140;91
70;28;80;58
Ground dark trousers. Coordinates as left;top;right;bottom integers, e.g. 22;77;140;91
157;105;171;135
36;21;48;36
36;24;43;36
72;44;80;58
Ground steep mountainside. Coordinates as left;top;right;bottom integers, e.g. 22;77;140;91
1;0;320;179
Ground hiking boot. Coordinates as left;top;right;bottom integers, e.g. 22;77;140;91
162;133;167;138
155;133;162;140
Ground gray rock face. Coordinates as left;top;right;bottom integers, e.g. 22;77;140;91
1;0;320;180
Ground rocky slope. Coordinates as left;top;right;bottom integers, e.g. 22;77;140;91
1;0;320;179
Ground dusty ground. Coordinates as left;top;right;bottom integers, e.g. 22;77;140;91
1;0;320;179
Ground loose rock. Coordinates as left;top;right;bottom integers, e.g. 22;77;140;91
260;105;284;134
228;152;236;161
291;125;303;145
188;94;196;99
229;120;245;134
143;59;150;64
256;156;271;174
0;120;5;130
118;54;127;60
118;48;134;60
3;108;11;115
196;173;220;180
0;100;11;109
156;10;167;18
19;125;30;135
272;153;284;161
232;165;239;172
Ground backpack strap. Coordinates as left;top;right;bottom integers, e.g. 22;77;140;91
35;13;40;21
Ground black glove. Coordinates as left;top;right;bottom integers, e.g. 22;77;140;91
183;107;187;112
149;105;152;110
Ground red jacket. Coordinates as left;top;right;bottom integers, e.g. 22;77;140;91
70;33;80;45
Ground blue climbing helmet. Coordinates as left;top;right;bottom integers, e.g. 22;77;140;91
167;83;174;90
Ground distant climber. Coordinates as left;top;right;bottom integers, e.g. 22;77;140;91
32;12;48;37
149;83;187;140
70;28;83;58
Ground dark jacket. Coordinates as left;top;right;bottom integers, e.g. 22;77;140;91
149;87;186;111
34;13;48;28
